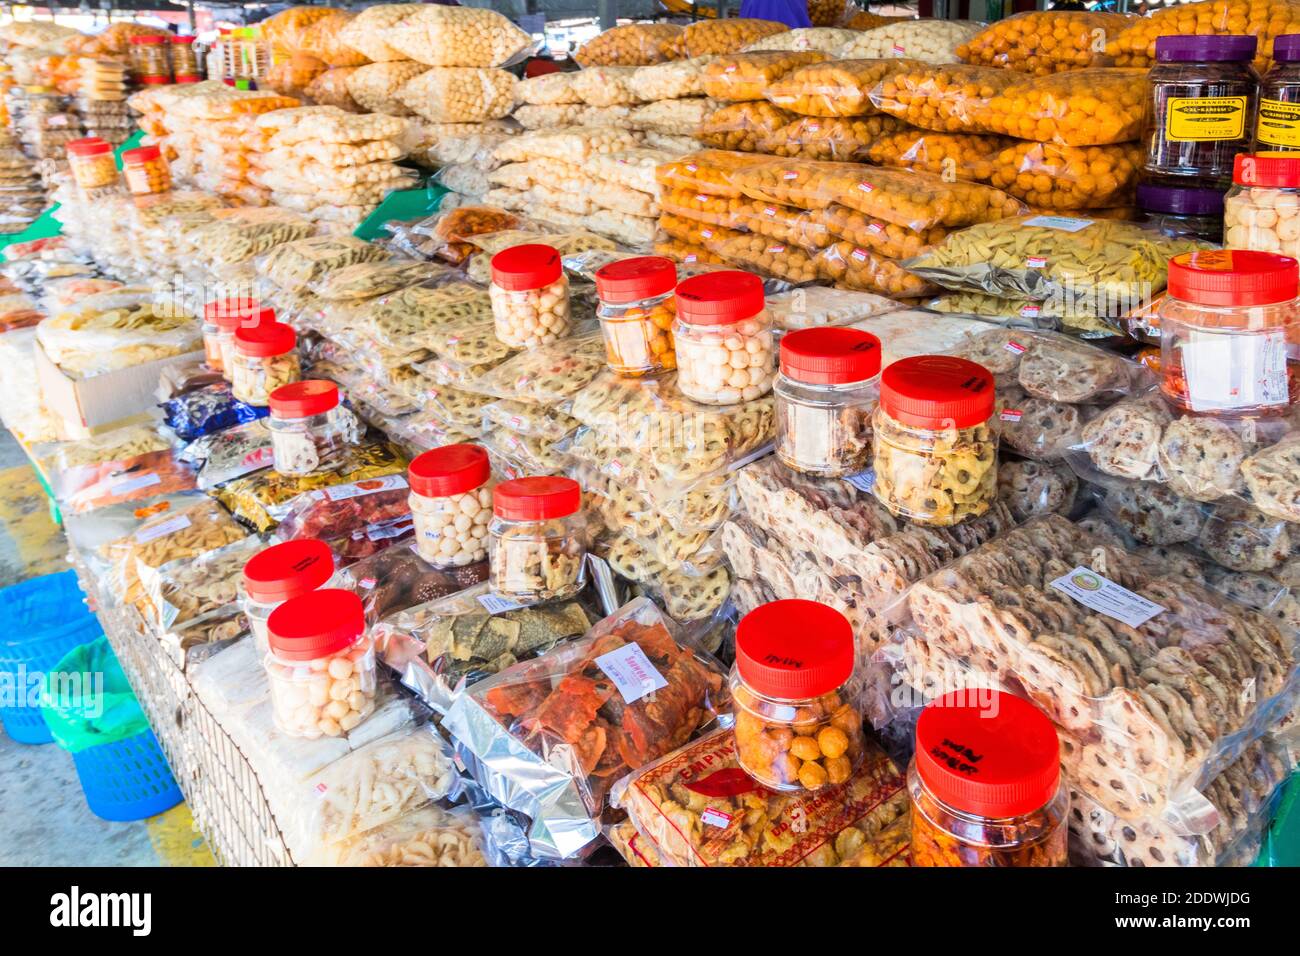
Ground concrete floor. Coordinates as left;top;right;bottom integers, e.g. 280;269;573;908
0;428;214;866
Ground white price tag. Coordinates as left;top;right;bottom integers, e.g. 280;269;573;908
1004;340;1027;355
1182;330;1290;413
1022;215;1095;232
701;808;734;828
1049;566;1165;628
134;514;191;544
111;472;162;495
595;643;668;704
1000;408;1023;423
322;474;407;501
477;592;527;614
1026;256;1048;269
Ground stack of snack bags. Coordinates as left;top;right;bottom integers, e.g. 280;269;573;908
75;58;131;146
0;131;45;235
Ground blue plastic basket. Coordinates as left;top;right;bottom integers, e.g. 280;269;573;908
0;571;101;744
70;727;183;822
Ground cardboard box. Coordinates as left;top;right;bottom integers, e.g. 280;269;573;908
34;340;204;440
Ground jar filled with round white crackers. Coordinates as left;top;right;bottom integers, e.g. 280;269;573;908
594;255;678;377
241;537;341;658
408;443;494;569
488;243;571;348
231;320;301;407
1159;248;1300;416
268;379;359;476
1225;152;1300;256
673;269;775;405
265;588;377;739
775;327;881;477
488;476;586;603
872;355;997;527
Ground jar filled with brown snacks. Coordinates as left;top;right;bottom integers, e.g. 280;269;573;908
232;320;301;407
129;34;171;83
731;599;866;792
775;327;881;478
489;243;571;348
594;255;678;377
488;476;586;603
673;269;775;405
66;137;119;199
170;34;200;82
210;299;272;382
872;355;997;526
909;690;1068;867
121;144;171;196
268;379;360;476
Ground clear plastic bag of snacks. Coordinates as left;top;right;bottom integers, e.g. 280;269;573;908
384;6;532;68
839;19;983;63
811;203;948;259
957;12;1133;75
395;67;517;123
304;67;365;111
442;596;729;857
58;448;198;515
308;261;445;301
421;382;496;432
516;72;579;106
511;104;584;130
186;207;315;273
717;233;820;283
1105;0;1299;73
180;418;275;489
260;106;407;146
567;65;642;107
696;101;795;152
495;126;642;166
340;540;489;623
358;281;492;353
301;11;370;67
148;534;263;636
701;51;830;102
867;62;1021;133
628;56;714;101
345;61;429;114
815;241;936;297
45;422;172;472
657;214;747;252
732;199;830;250
653;238;727;266
744;26;859;53
865;130;1009;182
472;332;607;405
274;473;411;545
264;54;330;99
760;113;906;161
988;141;1144;211
337;3;423;61
627;98;720;137
766;58;918;117
765;285;902;330
256;235;389;293
481;398;580;442
37;293;201;377
655;149;771;197
311;804;488;867
988;68;1150;147
673;19;789;58
585;149;675;196
575;23;683;67
903;216;1205;307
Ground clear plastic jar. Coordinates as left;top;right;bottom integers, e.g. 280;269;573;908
268;380;360;476
1224;151;1300;257
65;136;118;198
489;243;571;348
129;35;171;83
909;690;1068;867
1159;249;1300;416
265;588;376;739
673;270;775;405
232;321;300;407
241;538;339;659
1135;183;1225;243
775;327;881;477
730;600;866;792
488;476;586;603
210;299;272;382
594;256;678;377
121;143;171;196
408;443;494;569
1144;34;1259;189
872;355;997;527
170;35;200;82
1256;33;1300;152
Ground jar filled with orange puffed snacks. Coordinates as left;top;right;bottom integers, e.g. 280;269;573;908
595;256;677;377
673;269;775;404
731;599;866;792
121;144;171;196
66;137;119;199
909;690;1068;867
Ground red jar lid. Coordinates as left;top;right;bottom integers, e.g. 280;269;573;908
493;476;581;521
735;599;854;699
130;35;167;44
594;256;676;304
1167;249;1299;307
171;35;196;44
675;270;765;326
409;444;490;497
174;75;201;83
242;538;334;604
267;588;364;661
122;144;162;163
780;328;881;385
1233;152;1300;188
67;137;111;157
235;321;296;357
915;690;1060;818
205;297;271;332
490;243;561;291
139;76;170;85
270;380;338;419
879;355;994;430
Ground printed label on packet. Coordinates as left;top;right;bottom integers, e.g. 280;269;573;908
1026;256;1048;269
322;474;407;501
867;222;884;235
595;643;668;704
1022;215;1095;233
701;808;734;829
1049;566;1165;627
134;514;191;544
1000;408;1023;423
891;43;906;55
1018;304;1041;319
111;472;162;495
850;248;868;262
856;181;874;193
782;170;798;180
1004;340;1027;355
844;469;876;493
477;592;527;614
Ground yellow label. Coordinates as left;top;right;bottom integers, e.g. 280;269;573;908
1257;97;1300;148
1165;95;1248;141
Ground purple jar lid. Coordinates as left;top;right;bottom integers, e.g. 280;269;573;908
1155;34;1257;62
1136;183;1225;216
1274;33;1300;62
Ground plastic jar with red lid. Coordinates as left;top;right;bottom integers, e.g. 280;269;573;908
121;143;171;195
240;538;342;658
489;243;571;348
231;320;300;407
129;34;171;83
1224;152;1300;258
265;588;376;739
908;690;1069;867
488;476;586;603
672;269;774;405
594;256;677;377
207;298;271;381
775;327;881;477
268;379;361;476
871;354;997;526
170;35;200;82
66;137;119;198
408;443;494;569
730;600;866;792
1159;248;1300;415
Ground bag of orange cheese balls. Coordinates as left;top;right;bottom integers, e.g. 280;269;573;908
989;141;1144;210
956;10;1136;75
766;57;921;117
866;130;1013;183
1106;0;1300;72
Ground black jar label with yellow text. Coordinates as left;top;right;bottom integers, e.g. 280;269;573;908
1257;97;1300;148
1165;96;1248;141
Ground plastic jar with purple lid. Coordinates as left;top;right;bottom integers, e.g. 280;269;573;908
1144;34;1259;188
1135;183;1225;243
1257;33;1300;153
